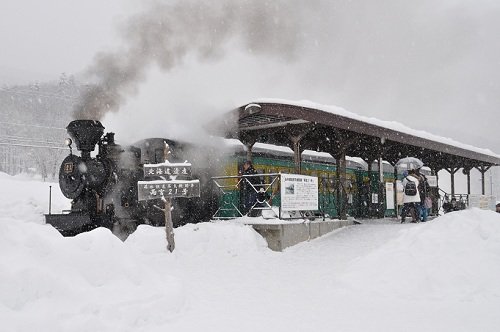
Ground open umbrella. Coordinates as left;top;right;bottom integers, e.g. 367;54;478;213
396;157;423;170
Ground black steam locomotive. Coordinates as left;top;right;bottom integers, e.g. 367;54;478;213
45;120;217;238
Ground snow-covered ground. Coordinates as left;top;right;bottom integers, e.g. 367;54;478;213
1;173;500;332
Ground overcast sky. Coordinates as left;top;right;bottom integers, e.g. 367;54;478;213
1;0;499;154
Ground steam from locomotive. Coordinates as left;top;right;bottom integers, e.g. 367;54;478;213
74;0;305;120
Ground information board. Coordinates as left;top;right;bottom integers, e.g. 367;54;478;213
280;174;318;211
468;194;496;211
385;182;395;209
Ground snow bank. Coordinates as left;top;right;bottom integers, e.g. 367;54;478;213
0;173;68;224
126;221;268;257
2;172;500;331
342;208;500;301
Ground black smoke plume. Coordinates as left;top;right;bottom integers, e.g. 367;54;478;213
74;0;305;120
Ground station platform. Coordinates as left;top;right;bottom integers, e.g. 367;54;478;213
237;217;358;251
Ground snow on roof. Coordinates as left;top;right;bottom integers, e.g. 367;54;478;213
224;139;366;166
250;98;500;159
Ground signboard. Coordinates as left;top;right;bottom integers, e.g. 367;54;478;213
427;175;438;187
395;180;404;205
138;180;200;201
468;194;496;211
143;162;192;178
280;174;318;211
385;182;395;210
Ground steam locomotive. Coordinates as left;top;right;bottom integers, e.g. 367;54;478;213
45;120;217;238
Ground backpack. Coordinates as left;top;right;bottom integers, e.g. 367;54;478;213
418;175;429;196
404;177;417;196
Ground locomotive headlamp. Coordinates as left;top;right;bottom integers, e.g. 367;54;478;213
65;137;73;155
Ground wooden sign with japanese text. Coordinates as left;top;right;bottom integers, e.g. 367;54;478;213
143;162;192;178
138;179;200;201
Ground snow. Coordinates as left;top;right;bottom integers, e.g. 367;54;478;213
2;173;500;331
250;98;500;158
225;138;371;168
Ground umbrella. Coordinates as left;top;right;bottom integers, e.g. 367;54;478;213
396;157;423;170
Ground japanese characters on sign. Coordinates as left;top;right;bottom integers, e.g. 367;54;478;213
139;161;200;201
137;180;201;201
143;163;192;178
280;174;318;211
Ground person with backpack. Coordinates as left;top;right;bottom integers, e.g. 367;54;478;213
416;167;430;222
401;168;421;223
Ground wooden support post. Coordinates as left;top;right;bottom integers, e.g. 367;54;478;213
431;167;440;216
335;149;347;220
163;198;175;252
154;198;175;253
378;156;385;218
393;164;398;217
289;136;303;174
446;167;459;196
465;169;471;195
450;169;456;196
163;142;175;252
476;165;492;195
367;159;373;217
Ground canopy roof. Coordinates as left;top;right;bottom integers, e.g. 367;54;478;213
215;99;500;170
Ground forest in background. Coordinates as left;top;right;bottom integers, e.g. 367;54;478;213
0;74;83;179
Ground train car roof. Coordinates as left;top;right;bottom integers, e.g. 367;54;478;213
225;139;369;170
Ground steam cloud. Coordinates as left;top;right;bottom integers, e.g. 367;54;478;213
74;0;305;120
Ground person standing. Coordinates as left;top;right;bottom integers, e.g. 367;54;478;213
401;168;421;223
239;160;262;216
416;167;430;222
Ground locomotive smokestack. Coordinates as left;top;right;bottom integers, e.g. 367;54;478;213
66;120;104;159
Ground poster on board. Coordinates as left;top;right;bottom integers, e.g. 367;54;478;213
280;174;318;211
385;182;395;209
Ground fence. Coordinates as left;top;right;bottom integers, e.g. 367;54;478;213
211;173;281;219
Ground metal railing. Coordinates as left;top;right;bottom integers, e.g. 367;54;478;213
211;173;281;219
438;188;468;213
211;172;355;220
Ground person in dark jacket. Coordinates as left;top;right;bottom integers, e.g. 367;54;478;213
239;161;262;216
416;167;430;221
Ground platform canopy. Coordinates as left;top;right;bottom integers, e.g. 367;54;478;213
213;99;500;172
